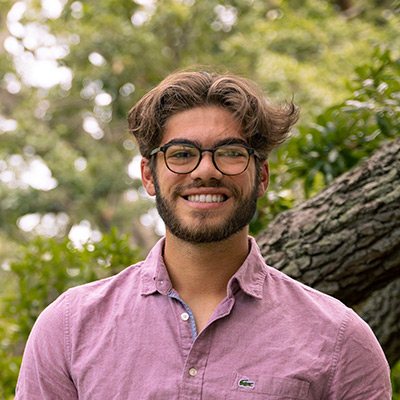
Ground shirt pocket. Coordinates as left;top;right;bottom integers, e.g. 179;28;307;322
228;372;310;399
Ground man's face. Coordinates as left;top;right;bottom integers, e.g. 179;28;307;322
141;106;269;244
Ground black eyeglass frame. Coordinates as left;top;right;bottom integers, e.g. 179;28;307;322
149;141;261;176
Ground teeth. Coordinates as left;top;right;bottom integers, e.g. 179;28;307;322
187;194;225;203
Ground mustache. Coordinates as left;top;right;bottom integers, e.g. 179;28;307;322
174;179;240;198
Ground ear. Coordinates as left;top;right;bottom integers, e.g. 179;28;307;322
141;158;156;196
257;161;269;198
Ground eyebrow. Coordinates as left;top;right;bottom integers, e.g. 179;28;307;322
214;138;249;147
163;137;249;148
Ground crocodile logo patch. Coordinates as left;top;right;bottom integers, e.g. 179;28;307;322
238;378;255;388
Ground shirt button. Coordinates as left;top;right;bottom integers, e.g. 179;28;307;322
189;368;197;377
181;312;189;321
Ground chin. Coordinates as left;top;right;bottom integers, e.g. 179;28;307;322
166;219;247;244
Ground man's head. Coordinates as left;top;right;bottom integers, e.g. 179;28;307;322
128;70;299;243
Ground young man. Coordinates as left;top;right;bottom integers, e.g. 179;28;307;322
16;71;391;399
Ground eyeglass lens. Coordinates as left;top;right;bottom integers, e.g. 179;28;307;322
164;144;250;175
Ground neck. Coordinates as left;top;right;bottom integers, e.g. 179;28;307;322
163;229;250;300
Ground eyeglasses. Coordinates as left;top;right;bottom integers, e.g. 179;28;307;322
150;141;260;176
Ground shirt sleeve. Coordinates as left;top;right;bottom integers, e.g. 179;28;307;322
15;292;78;400
326;308;392;399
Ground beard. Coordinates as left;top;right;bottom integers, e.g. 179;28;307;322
153;174;259;244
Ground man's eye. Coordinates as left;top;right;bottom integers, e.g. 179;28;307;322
217;148;247;158
170;151;191;158
167;147;197;159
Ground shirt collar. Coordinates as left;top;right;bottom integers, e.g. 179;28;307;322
227;236;268;300
140;236;268;299
140;237;172;296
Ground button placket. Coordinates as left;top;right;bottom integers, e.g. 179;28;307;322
180;330;213;399
168;290;198;340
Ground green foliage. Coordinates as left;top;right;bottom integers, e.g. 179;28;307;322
290;47;398;194
0;229;142;399
1;0;400;397
1;0;400;246
393;360;400;400
251;46;400;233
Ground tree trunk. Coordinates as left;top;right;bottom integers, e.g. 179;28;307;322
257;136;400;365
334;0;352;12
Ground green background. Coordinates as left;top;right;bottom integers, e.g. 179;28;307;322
0;0;399;397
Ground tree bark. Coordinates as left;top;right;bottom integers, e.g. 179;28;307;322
257;136;400;365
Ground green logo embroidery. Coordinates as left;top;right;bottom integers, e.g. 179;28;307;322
238;378;255;388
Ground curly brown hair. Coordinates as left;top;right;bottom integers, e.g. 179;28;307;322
128;70;299;161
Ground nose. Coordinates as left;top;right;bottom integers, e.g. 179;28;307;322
189;151;223;181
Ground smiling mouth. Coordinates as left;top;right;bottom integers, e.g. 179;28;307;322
185;194;227;203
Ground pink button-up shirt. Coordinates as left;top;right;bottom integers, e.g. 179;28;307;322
16;237;391;399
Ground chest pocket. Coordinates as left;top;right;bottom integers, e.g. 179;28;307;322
229;372;310;399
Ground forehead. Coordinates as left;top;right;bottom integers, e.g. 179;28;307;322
161;106;244;146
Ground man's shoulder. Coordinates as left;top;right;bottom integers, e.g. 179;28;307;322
262;265;387;359
31;259;148;338
65;260;146;305
246;238;352;323
41;238;165;325
264;265;353;324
